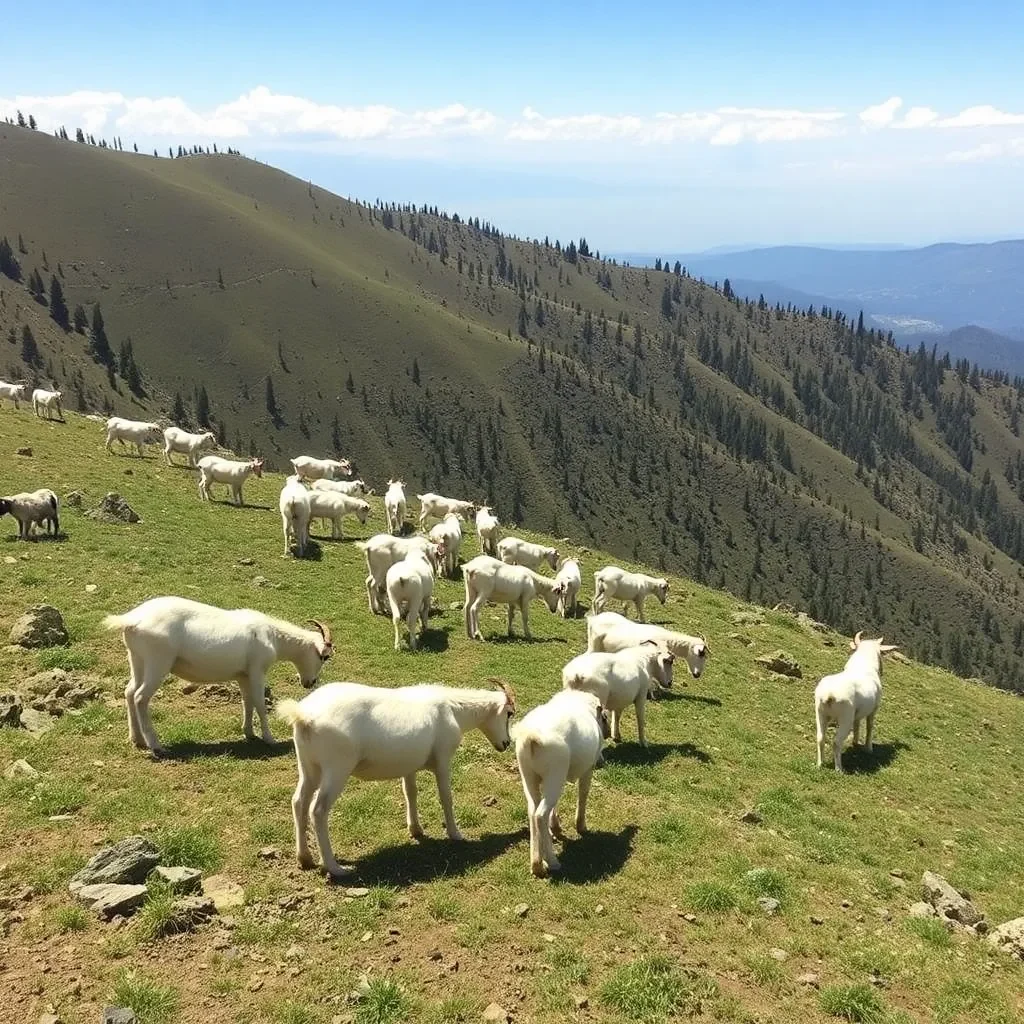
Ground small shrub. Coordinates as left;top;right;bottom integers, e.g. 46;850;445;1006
686;880;737;912
36;647;98;671
272;1000;322;1024
134;882;179;941
31;779;87;817
53;904;88;933
112;970;179;1024
741;867;788;901
155;824;222;871
819;983;885;1023
354;977;411;1024
427;891;459;922
601;955;717;1023
905;915;953;948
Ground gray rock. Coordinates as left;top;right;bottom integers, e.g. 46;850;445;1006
795;611;829;633
4;758;38;779
738;807;762;824
731;610;764;627
513;902;529;918
161;895;217;934
23;669;73;697
38;1013;62;1024
796;971;820;988
757;896;781;916
908;901;937;919
63;491;85;509
74;883;148;918
102;1009;138;1024
754;651;802;678
203;875;245;911
483;1004;510;1023
987;917;1024;959
153;865;202;894
921;871;984;928
0;691;23;727
9;605;70;648
15;446;32;457
768;948;789;961
69;835;161;891
19;708;55;736
84;493;141;524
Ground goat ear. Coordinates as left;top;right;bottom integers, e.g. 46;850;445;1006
880;644;899;653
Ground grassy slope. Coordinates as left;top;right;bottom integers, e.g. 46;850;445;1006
3;125;1024;693
1;412;1022;1024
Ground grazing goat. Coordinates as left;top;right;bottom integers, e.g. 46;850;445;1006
462;555;565;640
587;611;709;681
814;630;897;772
0;488;59;540
498;536;559;571
416;492;475;527
0;381;27;409
359;533;443;614
105;417;163;457
307;490;370;540
384;479;407;535
276;680;516;877
563;642;674;747
554;558;582;618
163;426;217;467
280;476;312;557
32;388;63;421
386;549;435;651
311;478;371;497
291;455;352;482
513;689;609;878
592;566;668;622
103;596;333;754
475;505;500;556
197;455;264;505
428;513;463;577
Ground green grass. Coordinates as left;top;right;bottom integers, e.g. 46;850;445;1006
52;904;88;933
35;647;98;671
354;978;411;1024
905;916;954;948
111;970;179;1024
1;412;1023;1024
818;984;885;1023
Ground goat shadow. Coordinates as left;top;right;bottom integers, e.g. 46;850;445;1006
601;740;713;766
3;532;69;544
211;501;275;512
290;541;324;562
338;829;527;886
550;824;638;885
838;740;909;775
650;689;722;707
155;736;296;762
487;633;569;646
415;625;453;654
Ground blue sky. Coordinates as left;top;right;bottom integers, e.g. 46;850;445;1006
3;0;1024;251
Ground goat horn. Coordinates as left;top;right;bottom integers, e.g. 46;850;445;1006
490;677;516;710
308;619;333;647
853;630;863;648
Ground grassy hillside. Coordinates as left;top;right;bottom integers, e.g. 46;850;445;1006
3;124;1024;692
1;410;1024;1024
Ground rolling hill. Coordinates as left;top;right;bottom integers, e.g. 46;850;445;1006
3;122;1024;691
0;410;1022;1024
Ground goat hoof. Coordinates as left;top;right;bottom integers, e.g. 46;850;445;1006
409;828;425;841
531;862;546;878
448;830;466;842
326;865;356;880
297;854;316;870
546;859;562;873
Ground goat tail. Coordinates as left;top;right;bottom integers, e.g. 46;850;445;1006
48;494;57;511
824;695;836;705
275;698;310;730
101;613;128;633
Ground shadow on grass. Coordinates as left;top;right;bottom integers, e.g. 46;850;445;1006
290;541;323;561
840;740;909;775
210;501;275;512
602;741;713;765
417;625;453;653
650;689;722;707
3;533;70;544
487;633;569;646
344;829;528;885
158;737;295;762
551;824;638;884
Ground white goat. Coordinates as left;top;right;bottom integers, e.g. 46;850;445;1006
311;478;371;497
384;479;407;535
280;476;312;557
32;388;63;421
416;492;475;527
163;426;217;467
291;455;352;482
462;554;565;640
359;533;443;615
563;642;674;747
513;689;609;878
0;488;59;540
0;381;27;409
197;455;265;506
554;558;582;619
475;505;500;556
386;549;435;651
276;680;516;877
429;513;463;577
587;611;709;682
103;596;333;754
105;417;163;457
592;566;669;622
498;536;559;571
814;631;898;772
307;490;370;540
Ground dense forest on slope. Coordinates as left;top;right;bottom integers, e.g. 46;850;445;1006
3;121;1024;690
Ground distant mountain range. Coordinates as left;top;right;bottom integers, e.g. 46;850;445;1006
617;241;1024;373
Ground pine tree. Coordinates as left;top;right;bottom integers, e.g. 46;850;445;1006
196;385;211;427
331;413;342;453
49;275;70;330
346;371;355;394
172;392;187;424
217;268;225;289
517;303;528;338
0;236;22;281
28;115;37;130
72;304;88;333
90;304;114;366
412;358;420;385
266;376;279;421
21;325;40;367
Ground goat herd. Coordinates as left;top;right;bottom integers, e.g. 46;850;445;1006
0;400;900;879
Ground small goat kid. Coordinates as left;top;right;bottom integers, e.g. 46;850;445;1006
163;426;216;467
497;536;559;571
386;549;435;651
586;611;709;682
814;630;897;772
554;558;582;619
514;689;610;878
280;476;312;557
384;479;407;535
291;455;352;482
359;534;443;615
462;555;565;640
475;505;500;556
307;490;370;540
105;417;163;457
592;566;668;622
416;492;475;527
104;596;333;754
276;680;516;877
562;641;674;746
0;381;27;409
0;488;59;540
196;455;264;506
428;512;463;577
32;388;63;421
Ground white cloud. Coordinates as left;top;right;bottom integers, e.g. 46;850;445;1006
859;96;902;127
945;137;1024;163
935;104;1024;128
899;106;938;129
